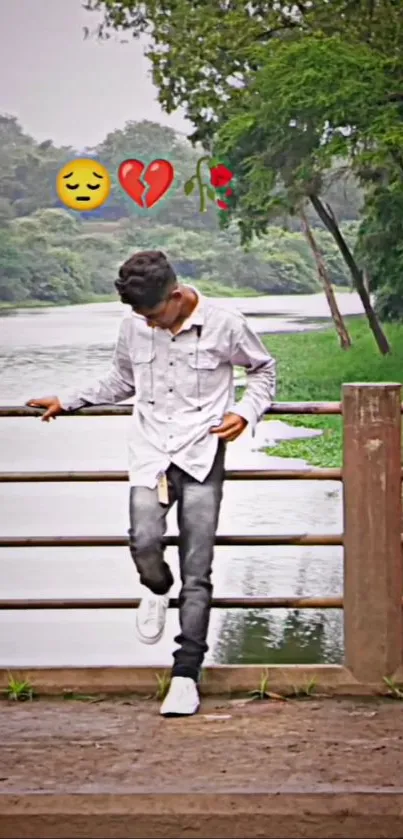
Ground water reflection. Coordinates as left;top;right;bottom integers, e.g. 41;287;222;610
216;610;343;666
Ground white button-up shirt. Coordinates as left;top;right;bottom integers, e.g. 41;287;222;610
59;289;276;488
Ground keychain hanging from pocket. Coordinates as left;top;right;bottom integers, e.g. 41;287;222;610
157;472;169;505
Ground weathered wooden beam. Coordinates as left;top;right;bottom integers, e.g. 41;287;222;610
0;468;343;482
0;401;343;417
0;596;344;610
0;534;343;548
343;383;403;682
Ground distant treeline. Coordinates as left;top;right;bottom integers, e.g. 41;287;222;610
0;115;361;305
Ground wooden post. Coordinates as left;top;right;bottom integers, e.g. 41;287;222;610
343;383;402;683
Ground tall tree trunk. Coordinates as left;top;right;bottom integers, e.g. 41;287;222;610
300;209;352;350
309;193;391;355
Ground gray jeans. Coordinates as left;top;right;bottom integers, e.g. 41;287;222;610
128;442;226;681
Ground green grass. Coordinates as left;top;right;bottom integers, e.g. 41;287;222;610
0;297;106;311
261;318;403;467
195;280;261;297
5;673;34;701
383;676;403;700
0;293;128;311
248;669;287;701
154;671;171;701
0;298;60;311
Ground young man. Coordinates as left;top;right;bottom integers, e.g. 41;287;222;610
27;250;276;717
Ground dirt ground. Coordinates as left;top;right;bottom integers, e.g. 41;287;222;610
2;694;402;792
1;695;403;838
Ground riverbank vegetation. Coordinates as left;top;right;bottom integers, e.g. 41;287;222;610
0;116;360;308
263;319;403;467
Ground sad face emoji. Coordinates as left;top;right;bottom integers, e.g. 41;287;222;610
56;158;111;211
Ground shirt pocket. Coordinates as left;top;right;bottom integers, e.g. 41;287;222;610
131;347;156;403
187;350;222;401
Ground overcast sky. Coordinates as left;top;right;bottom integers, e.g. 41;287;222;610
0;0;190;148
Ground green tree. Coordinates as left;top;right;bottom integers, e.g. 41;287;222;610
73;233;123;294
85;2;396;345
0;228;30;302
0;197;15;225
0;116;72;217
85;0;403;143
0;109;362;307
93;119;219;229
215;33;399;351
31;208;82;237
355;178;403;322
2;211;90;305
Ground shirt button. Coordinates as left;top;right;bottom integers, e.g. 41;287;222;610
169;388;173;392
171;337;176;342
169;361;174;366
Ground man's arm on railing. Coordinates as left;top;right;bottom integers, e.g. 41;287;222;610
59;320;135;411
26;319;136;422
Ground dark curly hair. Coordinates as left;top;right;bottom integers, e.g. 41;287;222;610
115;250;177;310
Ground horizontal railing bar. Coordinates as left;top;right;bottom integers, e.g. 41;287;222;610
0;468;343;482
0;402;343;417
0;534;343;547
0;596;344;610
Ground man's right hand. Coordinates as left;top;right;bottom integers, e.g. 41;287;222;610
25;396;64;422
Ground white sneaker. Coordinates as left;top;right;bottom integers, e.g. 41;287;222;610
160;676;200;717
135;592;170;645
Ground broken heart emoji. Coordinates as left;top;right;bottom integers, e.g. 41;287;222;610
118;159;175;208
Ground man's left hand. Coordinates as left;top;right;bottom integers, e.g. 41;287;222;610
209;413;248;442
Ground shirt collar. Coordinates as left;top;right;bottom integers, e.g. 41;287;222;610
181;285;205;330
129;284;205;332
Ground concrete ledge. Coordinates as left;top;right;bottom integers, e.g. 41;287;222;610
1;791;403;838
0;664;390;696
2;696;403;837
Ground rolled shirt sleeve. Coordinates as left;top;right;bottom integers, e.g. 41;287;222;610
228;317;276;435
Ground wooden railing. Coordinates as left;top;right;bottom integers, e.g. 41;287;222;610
0;382;402;695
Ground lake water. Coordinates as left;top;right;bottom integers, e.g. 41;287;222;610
0;292;364;668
